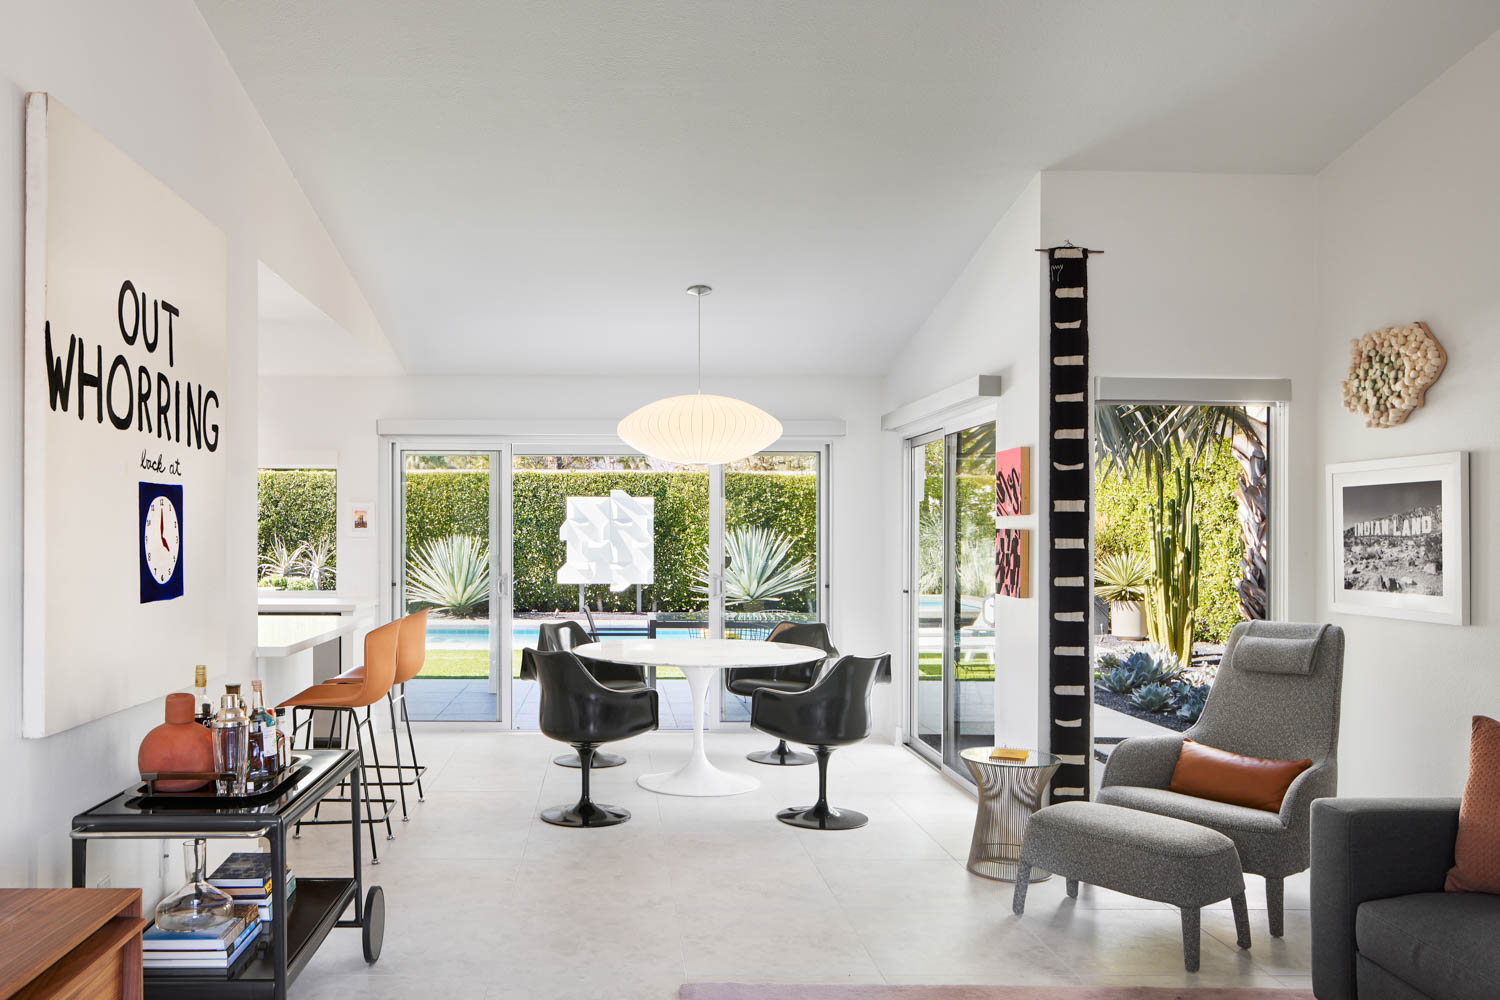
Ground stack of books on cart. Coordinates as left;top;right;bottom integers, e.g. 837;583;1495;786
142;904;262;976
209;851;297;922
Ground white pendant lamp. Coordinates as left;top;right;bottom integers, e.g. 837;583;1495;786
617;285;782;465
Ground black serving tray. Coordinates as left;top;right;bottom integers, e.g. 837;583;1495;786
132;758;311;808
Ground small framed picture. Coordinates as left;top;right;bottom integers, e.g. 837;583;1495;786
995;528;1030;599
349;500;374;537
995;446;1031;517
1328;451;1468;625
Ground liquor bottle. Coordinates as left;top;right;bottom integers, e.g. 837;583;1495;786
272;708;291;770
193;664;211;723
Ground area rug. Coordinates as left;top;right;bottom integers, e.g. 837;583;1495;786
680;987;1313;1000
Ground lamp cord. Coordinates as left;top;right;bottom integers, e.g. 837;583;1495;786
696;291;702;394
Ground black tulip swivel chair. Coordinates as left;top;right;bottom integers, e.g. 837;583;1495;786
529;648;658;828
750;653;891;830
530;620;648;769
725;621;838;766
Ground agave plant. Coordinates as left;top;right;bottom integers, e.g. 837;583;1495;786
1094;550;1152;605
258;537;307;581
406;534;491;616
1128;682;1177;713
694;525;816;609
1174;681;1211;723
298;535;337;591
1119;645;1184;685
1095;665;1139;695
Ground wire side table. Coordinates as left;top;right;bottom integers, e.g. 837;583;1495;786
959;747;1063;882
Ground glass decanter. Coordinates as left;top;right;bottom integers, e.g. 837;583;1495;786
154;839;235;933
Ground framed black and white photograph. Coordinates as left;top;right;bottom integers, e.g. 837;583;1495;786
1328;451;1468;625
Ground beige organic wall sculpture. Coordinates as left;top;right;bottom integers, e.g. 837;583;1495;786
1340;321;1447;428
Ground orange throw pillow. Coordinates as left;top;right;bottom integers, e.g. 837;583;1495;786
1445;715;1500;894
1167;739;1313;812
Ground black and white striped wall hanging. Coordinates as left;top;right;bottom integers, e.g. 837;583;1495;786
1040;244;1098;802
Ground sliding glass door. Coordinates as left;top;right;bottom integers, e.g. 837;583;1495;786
907;422;996;774
395;447;510;723
390;438;828;728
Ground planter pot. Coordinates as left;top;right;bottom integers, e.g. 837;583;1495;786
1109;601;1145;640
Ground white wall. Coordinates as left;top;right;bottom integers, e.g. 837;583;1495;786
880;177;1048;750
257;373;899;733
1038;170;1321;619
1314;29;1500;796
1;1;383;892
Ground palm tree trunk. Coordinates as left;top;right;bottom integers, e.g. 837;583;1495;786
1230;409;1269;621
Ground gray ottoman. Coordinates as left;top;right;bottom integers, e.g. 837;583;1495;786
1011;801;1251;972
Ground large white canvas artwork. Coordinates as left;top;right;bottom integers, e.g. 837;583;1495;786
557;491;655;592
1327;451;1468;626
24;95;229;737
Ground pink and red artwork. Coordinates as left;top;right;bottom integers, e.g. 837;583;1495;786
996;446;1030;517
996;528;1030;599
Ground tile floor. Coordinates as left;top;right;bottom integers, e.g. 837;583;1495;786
287;727;1313;1000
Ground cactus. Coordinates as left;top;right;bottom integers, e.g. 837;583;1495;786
1144;457;1201;668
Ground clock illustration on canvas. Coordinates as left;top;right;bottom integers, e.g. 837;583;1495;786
139;482;184;603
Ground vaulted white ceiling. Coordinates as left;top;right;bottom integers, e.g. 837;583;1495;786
199;1;1500;377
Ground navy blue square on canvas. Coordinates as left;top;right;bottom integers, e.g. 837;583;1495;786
139;481;185;603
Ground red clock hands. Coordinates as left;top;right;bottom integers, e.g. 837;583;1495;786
161;509;171;551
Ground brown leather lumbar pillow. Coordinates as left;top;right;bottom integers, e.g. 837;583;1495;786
1167;739;1313;812
1446;715;1500;894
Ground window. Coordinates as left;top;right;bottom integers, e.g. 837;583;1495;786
256;466;337;590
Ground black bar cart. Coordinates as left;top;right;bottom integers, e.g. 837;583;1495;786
70;749;383;1000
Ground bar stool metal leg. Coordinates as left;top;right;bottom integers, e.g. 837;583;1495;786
399;685;425;803
386;693;410;821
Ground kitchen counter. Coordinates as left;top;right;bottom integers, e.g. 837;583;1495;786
255;613;357;658
257;591;377;616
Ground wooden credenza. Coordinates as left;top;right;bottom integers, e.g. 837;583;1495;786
0;889;145;1000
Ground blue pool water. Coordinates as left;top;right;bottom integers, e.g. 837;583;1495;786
427;622;700;650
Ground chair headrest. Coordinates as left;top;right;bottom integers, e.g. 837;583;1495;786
1232;621;1331;675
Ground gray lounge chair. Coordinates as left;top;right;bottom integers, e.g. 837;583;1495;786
1098;620;1345;936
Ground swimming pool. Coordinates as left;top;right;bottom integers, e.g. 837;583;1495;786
426;621;696;650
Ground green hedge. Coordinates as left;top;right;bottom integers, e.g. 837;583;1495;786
257;469;337;576
396;469;817;614
1094;440;1245;644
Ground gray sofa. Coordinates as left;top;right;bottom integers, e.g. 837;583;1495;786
1310;798;1500;999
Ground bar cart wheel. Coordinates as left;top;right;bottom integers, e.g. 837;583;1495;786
362;885;385;963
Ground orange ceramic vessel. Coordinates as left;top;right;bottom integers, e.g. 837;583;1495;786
138;693;215;791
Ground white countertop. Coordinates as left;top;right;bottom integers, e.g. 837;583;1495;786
255;613;357;658
256;592;377;615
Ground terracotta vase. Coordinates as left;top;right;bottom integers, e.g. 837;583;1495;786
139;693;215;791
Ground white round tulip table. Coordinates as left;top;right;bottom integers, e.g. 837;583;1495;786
573;638;826;797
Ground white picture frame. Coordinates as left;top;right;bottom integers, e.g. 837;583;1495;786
349;500;375;537
1327;451;1468;625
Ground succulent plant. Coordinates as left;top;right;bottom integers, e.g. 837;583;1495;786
1128;682;1177;713
1174;682;1211;723
1095;665;1139;695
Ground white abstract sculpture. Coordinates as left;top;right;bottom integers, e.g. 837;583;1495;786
557;491;655;592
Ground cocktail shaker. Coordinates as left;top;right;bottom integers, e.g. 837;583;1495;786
210;684;251;794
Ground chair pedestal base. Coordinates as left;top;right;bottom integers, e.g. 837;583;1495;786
777;802;868;830
554;750;625;769
541;801;631;828
746;739;814;766
773;745;866;829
